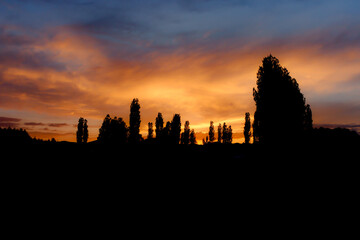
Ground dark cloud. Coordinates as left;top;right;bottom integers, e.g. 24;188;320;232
48;123;68;127
0;116;21;122
0;122;19;128
24;122;45;126
0;116;21;128
67;15;140;36
0;49;66;72
0;27;35;46
24;122;68;127
0;77;84;104
312;102;360;128
0;25;67;71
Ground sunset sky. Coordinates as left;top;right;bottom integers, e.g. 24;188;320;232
0;0;359;142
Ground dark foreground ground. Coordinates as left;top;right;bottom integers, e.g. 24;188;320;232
1;140;359;235
4;139;359;159
3;141;358;199
3;141;358;171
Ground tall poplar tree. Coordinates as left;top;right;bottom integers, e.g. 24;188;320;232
217;123;222;143
170;114;181;144
129;98;141;143
253;55;312;144
77;117;84;144
190;129;197;145
244;112;251;144
148;122;154;139
155;112;164;141
83;119;88;143
181;120;190;145
209;121;215;143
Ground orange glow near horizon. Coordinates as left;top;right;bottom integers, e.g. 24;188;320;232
1;27;360;142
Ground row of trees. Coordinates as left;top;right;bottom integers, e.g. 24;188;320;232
96;98;141;144
203;111;252;144
204;121;233;144
94;98;197;145
77;54;315;145
91;107;253;145
152;113;196;144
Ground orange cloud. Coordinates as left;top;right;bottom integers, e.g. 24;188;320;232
1;25;360;142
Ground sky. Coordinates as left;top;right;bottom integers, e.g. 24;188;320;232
0;0;359;142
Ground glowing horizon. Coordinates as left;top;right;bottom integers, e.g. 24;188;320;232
0;0;359;142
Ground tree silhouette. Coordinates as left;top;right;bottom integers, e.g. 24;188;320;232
112;117;128;144
98;115;128;144
148;122;154;139
83;119;88;143
181;120;190;145
155;112;164;141
304;104;313;131
163;121;171;143
77;117;84;144
217;123;222;143
98;114;111;143
129;98;141;143
222;122;228;143
221;122;232;144
209;121;215;143
228;125;233;144
244;112;251;144
170;114;181;144
0;127;32;144
190;129;197;145
253;54;312;144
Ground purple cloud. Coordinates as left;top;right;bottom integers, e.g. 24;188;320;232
0;116;21;128
48;123;69;127
24;122;45;126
